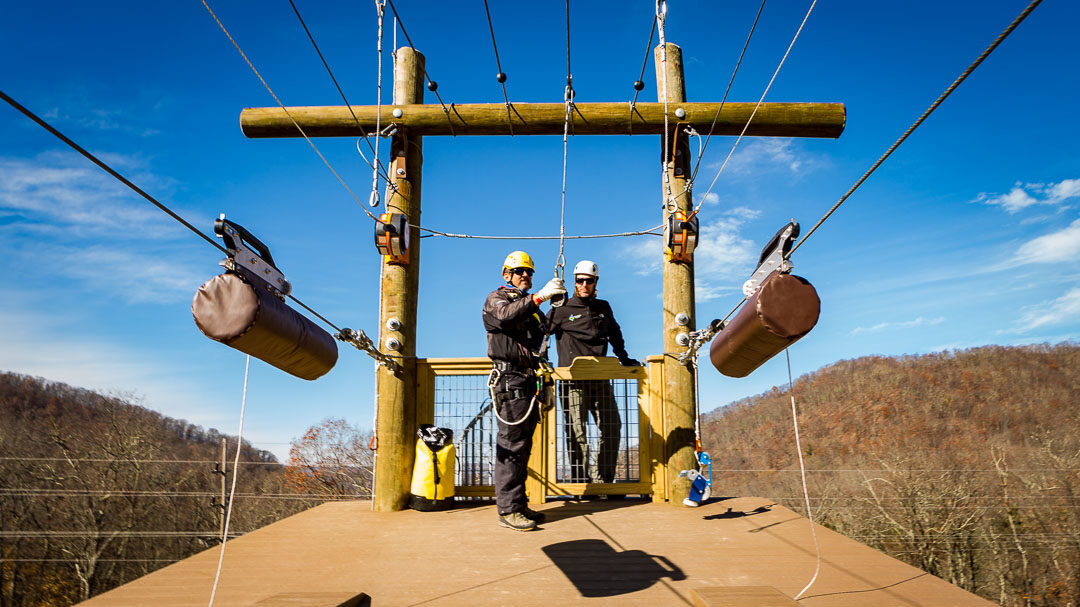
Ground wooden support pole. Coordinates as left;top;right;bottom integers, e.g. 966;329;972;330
240;101;845;139
373;47;425;512
656;42;697;506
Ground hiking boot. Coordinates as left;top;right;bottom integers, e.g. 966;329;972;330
521;507;547;523
498;511;537;531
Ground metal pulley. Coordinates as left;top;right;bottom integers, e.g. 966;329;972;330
374;212;409;265
664;210;699;263
192;214;338;381
708;220;820;378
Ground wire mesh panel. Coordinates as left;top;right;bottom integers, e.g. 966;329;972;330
432;374;494;487
554;378;640;484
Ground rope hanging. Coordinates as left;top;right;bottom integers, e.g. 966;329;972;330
656;0;675;213
207;355;251;607
555;0;574;279
371;0;386;209
785;349;822;600
689;0;817;218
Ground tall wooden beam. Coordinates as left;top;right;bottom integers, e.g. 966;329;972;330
240;101;845;138
657;43;697;507
373;47;424;512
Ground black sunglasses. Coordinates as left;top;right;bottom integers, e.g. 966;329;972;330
575;277;596;285
510;267;534;277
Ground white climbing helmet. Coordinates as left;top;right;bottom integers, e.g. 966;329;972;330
573;259;599;278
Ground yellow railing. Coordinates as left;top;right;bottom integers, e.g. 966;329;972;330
416;355;669;504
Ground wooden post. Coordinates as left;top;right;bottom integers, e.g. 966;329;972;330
656;42;697;505
373;47;425;512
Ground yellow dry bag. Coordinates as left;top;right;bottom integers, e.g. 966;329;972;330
409;424;455;511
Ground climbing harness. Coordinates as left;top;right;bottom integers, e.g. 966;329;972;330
192;215;339;381
486;366;545;426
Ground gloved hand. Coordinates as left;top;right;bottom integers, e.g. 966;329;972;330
619;357;642;367
533;277;566;304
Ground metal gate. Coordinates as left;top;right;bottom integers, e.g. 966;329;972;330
416;356;665;502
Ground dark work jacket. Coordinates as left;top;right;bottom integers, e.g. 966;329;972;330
545;295;629;367
483;285;547;369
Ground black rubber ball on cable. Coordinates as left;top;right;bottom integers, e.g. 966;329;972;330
633;80;645;91
427;81;438;92
496;72;507;84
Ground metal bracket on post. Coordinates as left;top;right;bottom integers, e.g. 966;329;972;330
663;121;692;179
743;220;799;297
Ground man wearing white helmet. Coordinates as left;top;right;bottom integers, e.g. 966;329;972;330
482;250;565;531
545;260;639;486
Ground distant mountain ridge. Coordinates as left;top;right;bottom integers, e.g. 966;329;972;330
700;342;1080;605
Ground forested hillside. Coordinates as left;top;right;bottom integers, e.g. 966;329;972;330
0;373;369;606
701;343;1080;605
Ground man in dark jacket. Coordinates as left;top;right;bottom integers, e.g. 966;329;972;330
545;260;639;485
482;250;565;531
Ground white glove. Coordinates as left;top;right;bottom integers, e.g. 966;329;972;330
533;277;566;303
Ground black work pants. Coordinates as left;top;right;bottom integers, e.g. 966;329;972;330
493;370;539;515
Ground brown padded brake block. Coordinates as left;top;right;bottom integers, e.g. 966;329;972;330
709;271;820;378
192;273;338;380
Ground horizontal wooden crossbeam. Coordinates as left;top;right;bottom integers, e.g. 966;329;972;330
239;102;845;138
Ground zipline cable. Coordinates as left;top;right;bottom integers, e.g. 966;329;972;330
286;0;394;192
383;0;457;135
688;0;767;185
412;224;663;240
0;89;348;336
201;0;381;223
630;16;657;113
208;355;250;607
788;0;1044;258
691;0;817;217
0;90;224;254
482;0;520;135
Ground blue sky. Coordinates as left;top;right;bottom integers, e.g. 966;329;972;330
2;1;1077;462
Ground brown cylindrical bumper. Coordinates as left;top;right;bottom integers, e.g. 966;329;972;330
709;272;820;378
192;273;338;380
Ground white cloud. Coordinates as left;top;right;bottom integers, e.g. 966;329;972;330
850;316;945;336
695;192;719;207
998;287;1080;334
1048;178;1080;203
976;178;1080;214
623;206;761;302
720;139;810;176
0;153;193;240
1012;218;1080;265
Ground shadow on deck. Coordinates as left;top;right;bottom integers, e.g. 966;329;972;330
82;497;991;606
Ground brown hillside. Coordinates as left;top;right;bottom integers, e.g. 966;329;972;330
700;343;1080;605
0;372;315;606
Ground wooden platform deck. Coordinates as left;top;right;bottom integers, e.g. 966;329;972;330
83;497;992;606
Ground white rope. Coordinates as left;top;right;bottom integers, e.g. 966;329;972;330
208;355;251;607
372;0;386;210
656;0;675;213
785;349;820;600
692;0;817;216
557;85;571;276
